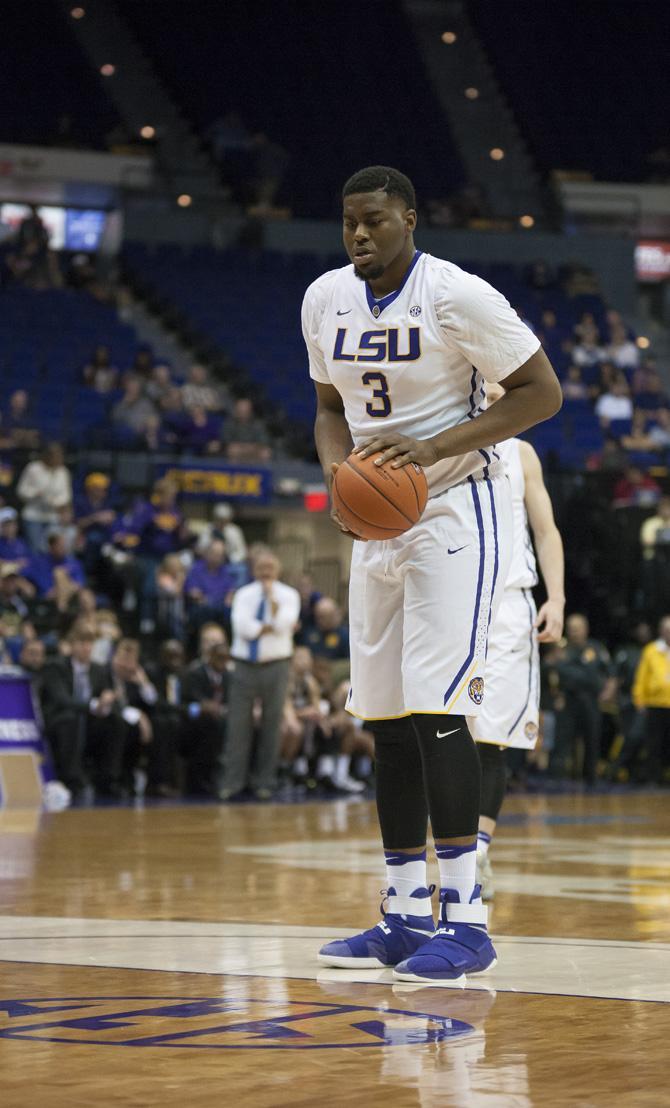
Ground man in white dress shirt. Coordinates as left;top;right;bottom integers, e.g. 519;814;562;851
220;549;300;801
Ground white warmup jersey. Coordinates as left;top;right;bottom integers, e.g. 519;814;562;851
473;438;541;748
302;252;540;719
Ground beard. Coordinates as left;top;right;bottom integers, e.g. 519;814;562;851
353;262;386;282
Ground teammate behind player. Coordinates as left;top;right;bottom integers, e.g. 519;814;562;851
473;383;565;900
303;166;562;984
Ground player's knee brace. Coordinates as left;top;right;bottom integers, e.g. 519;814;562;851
410;714;480;839
368;717;428;849
477;742;507;822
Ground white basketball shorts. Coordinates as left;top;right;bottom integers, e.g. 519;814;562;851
346;470;512;720
472;587;540;749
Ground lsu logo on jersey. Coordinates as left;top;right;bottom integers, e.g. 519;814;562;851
333;327;421;363
468;676;485;705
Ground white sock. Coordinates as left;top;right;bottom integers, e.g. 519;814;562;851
293;756;308;776
435;842;479;904
477;831;492;857
334;754;351;783
316;754;335;778
383;849;432;919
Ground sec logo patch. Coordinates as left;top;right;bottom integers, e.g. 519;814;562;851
524;721;539;742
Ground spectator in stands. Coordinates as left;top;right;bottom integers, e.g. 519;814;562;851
182;639;230;796
140;413;173;452
82;345;118;394
158;385;186;434
4;389;40;449
17;443;72;552
632;615;670;783
298;597;349;664
40;622;124;798
594;374;633;427
197;503;248;580
611;621;653;781
647;408;670;452
562;366;588;401
640;495;670;557
146;363;174;406
612;466;661;509
181;364;224;413
248;131;290;211
589;435;628;472
182;405;221;454
218;398;272;463
220;549;300;801
605;322;640;371
185;539;237;630
115;478;191;633
527;259;556;290
296;571;323;633
74;472;117;574
193;620;228;666
130;349;154;380
146;638;188;797
552;613;615;787
635;371;668;413
621;410;654;453
280;645;329;785
0;563;35;640
19;636;45;677
28;531;85;611
572;322;604;369
0;507;31;569
110;637;157;792
156;553;187;641
7;205;59;289
112;376;158;445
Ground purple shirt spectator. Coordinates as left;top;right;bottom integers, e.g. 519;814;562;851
185;540;236;607
28;546;85;596
115;479;189;559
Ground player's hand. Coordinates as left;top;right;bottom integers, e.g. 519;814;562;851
329;463;367;540
534;599;564;643
354;433;438;469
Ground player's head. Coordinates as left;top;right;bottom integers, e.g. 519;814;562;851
342;166;416;281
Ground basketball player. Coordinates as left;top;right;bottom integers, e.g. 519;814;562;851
473;383;565;901
302;166;562;983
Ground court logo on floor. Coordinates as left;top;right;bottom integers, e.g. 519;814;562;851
0;996;474;1049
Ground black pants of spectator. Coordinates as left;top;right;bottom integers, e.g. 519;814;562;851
611;705;647;779
554;697;601;786
181;717;225;796
85;713;128;796
643;708;670;784
147;712;182;792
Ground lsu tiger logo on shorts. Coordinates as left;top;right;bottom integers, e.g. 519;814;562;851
468;676;484;705
524;721;539;742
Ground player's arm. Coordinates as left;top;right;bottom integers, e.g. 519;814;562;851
357;347;562;468
314;382;362;539
519;440;565;643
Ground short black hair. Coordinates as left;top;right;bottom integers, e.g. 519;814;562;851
342;165;416;210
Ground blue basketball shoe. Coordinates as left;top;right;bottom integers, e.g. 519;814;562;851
393;886;496;985
317;887;435;968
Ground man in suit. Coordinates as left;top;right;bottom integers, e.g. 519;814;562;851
110;638;158;793
182;639;230;796
40;622;125;797
146;638;187;796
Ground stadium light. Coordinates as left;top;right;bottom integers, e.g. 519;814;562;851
100;63;116;77
70;6;85;17
519;214;535;228
140;126;156;140
489;148;505;161
465;87;479;100
441;31;457;43
177;194;192;208
636;336;651;349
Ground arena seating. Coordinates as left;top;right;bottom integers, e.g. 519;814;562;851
124;242;616;465
116;0;464;216
0;0;120;148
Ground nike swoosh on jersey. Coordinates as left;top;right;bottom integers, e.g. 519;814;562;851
336;309;352;315
447;546;468;555
436;728;460;738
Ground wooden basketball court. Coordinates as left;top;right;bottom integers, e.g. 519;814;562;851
2;791;670;1107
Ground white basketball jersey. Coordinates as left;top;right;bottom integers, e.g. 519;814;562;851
498;437;538;589
302;251;540;496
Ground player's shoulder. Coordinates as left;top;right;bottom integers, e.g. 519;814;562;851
423;254;503;313
303;264;352;307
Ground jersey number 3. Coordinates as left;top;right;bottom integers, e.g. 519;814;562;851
362;371;391;417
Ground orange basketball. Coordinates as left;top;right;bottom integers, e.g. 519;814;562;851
332;452;428;540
